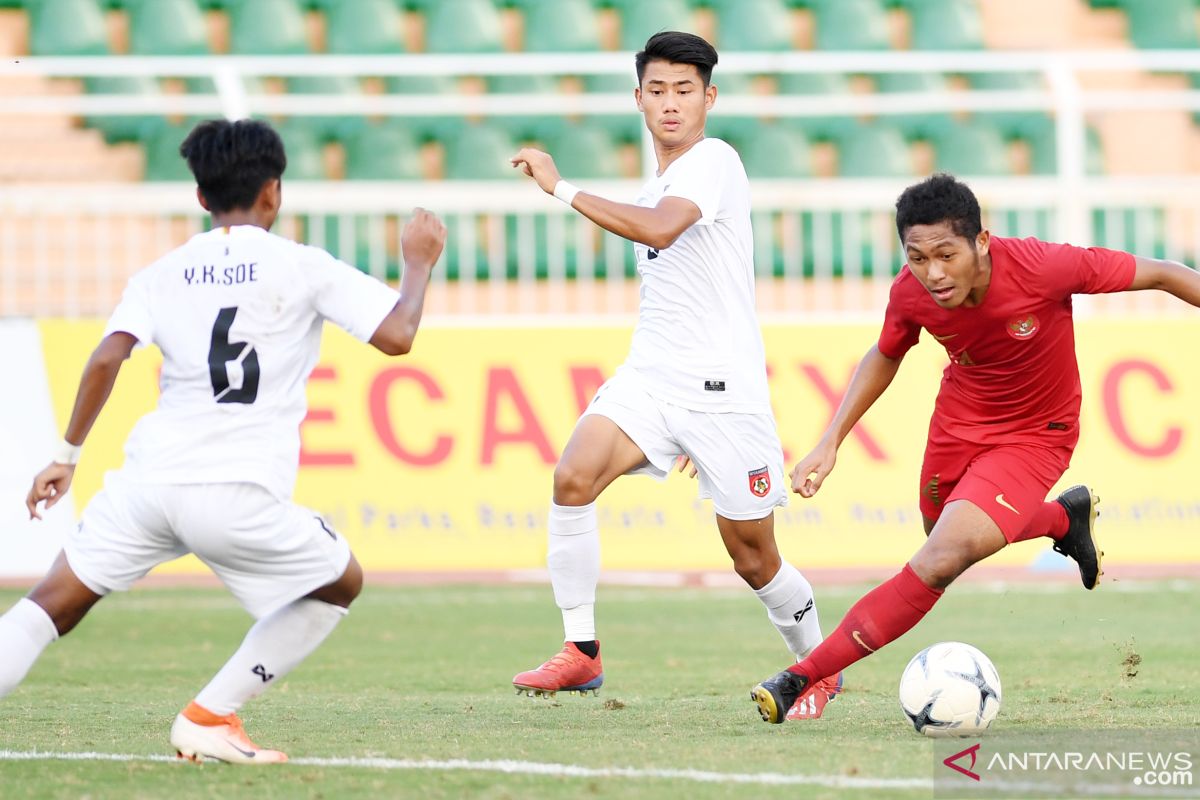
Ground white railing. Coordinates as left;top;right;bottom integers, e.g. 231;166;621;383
5;52;1200;317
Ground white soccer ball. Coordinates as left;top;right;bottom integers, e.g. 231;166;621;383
898;641;1002;738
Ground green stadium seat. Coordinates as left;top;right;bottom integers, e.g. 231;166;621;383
835;122;912;177
906;0;983;50
424;0;503;53
546;122;623;179
84;75;162;143
324;0;405;54
930;119;1010;176
287;75;363;141
343;122;423;180
128;0;209;55
609;0;692;52
1021;117;1105;176
812;0;890;50
228;0;308;55
382;74;461;143
776;71;854;141
275;119;327;180
488;74;564;142
712;0;793;51
1121;0;1198;49
142;122;197;181
873;71;952;139
969;71;1045;138
29;0;109;56
518;0;600;52
444;122;520;180
737;124;812;178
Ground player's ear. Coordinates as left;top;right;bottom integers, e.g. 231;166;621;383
195;187;210;213
705;82;716;110
976;229;991;257
634;86;643;112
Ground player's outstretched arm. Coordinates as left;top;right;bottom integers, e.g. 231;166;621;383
510;147;700;249
369;208;446;356
790;344;902;498
1126;256;1200;307
26;331;136;519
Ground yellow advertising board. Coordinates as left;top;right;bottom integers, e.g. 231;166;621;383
39;319;1200;573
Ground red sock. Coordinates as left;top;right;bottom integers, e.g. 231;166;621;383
1009;501;1068;543
788;564;943;683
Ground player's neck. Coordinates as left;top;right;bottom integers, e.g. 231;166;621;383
963;253;994;307
209;212;269;231
653;131;705;176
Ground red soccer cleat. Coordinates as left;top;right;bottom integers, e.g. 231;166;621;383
513;641;604;697
786;671;844;720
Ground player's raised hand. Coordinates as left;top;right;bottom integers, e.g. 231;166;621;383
675;454;698;479
25;462;75;521
510;148;561;194
401;207;446;272
790;440;837;498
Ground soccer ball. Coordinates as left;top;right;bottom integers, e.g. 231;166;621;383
898;641;1002;738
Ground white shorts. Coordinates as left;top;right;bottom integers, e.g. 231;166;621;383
68;470;351;619
581;371;788;520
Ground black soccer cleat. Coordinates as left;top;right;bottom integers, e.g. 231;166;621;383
750;669;809;724
1053;485;1104;590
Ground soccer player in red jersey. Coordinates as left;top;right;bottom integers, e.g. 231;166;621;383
750;173;1200;723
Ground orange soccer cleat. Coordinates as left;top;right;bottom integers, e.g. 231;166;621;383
785;671;844;720
512;641;604;697
170;702;288;764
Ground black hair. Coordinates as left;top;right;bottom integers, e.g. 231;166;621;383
635;31;718;87
179;119;287;214
894;173;983;244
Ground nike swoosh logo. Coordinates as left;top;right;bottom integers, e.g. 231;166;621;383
932;332;958;342
995;493;1020;514
851;630;876;653
230;744;257;759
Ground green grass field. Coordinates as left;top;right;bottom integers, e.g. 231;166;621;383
0;580;1196;799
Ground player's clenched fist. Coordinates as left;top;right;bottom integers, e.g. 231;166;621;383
510;148;562;195
25;462;74;521
401;207;447;272
790;440;837;498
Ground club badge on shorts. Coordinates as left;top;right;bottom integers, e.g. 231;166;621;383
748;466;771;497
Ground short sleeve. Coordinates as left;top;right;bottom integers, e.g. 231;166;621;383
306;247;401;342
1039;240;1136;297
877;275;921;359
661;141;727;224
103;269;155;345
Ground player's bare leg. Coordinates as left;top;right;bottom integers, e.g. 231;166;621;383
752;500;1005;722
717;514;840;718
0;552;101;698
513;415;646;698
171;555;364;764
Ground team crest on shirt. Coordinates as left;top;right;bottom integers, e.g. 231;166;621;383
748;466;771;497
1006;313;1040;340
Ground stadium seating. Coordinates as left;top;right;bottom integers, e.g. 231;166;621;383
423;0;503;53
1121;0;1198;49
737;124;813;178
342;122;423;180
127;0;209;55
609;0;692;52
29;0;108;56
275;119;327;180
904;0;984;51
444;122;520;180
712;0;793;51
835;122;913;177
142;122;198;181
518;0;600;53
872;71;953;140
84;75;162;143
930;119;1010;176
323;0;406;54
812;0;891;51
228;0;308;55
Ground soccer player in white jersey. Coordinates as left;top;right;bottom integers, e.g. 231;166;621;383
508;32;841;719
2;119;446;763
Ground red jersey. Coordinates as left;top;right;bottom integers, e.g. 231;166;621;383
878;236;1136;446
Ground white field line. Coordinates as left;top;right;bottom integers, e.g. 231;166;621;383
0;750;932;790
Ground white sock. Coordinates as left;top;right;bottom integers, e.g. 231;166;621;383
546;501;599;642
194;598;347;716
754;562;823;659
0;598;59;699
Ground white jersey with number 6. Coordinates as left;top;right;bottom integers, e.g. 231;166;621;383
103;225;399;500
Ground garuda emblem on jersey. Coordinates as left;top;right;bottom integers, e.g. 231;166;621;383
1006;313;1040;340
748;466;771;497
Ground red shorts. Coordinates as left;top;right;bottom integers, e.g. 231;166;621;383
919;422;1074;543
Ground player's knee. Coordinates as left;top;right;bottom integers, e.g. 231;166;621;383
731;551;772;588
552;463;598;505
909;549;965;590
